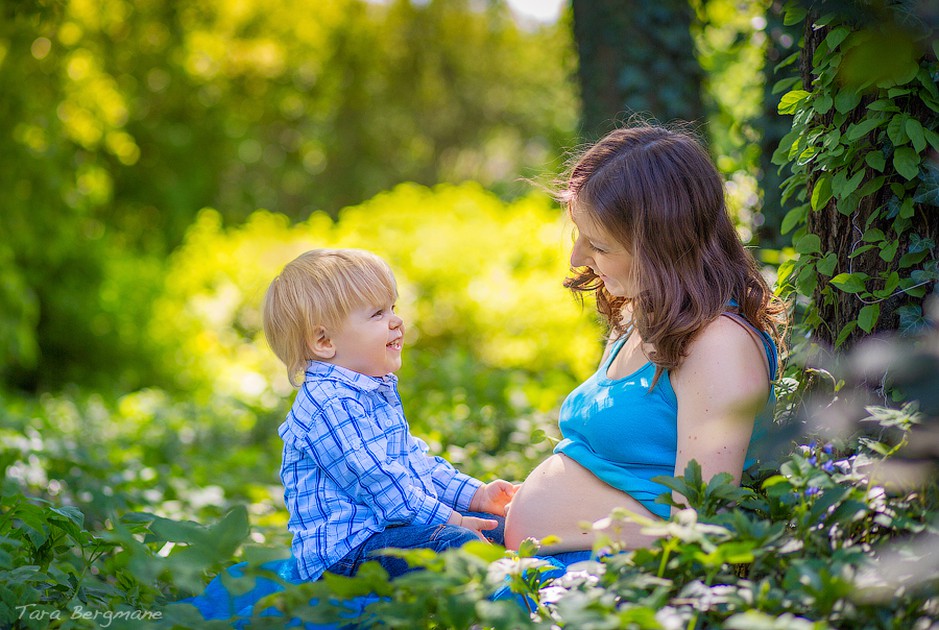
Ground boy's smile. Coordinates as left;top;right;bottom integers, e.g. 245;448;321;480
323;301;405;377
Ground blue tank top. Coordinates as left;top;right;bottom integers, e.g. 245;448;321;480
554;314;778;519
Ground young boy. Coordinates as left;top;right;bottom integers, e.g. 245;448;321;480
262;249;516;581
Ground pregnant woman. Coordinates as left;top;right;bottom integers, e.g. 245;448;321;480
504;124;788;559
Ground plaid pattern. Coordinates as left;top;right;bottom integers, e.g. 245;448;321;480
278;361;481;581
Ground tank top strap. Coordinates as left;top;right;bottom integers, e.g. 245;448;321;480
603;335;630;369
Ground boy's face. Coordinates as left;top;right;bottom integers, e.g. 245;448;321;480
326;300;404;377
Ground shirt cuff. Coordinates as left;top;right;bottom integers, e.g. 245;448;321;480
442;472;482;512
412;491;455;526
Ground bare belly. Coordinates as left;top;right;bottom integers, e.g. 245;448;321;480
504;453;661;552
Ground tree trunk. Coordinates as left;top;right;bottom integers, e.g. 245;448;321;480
571;0;706;141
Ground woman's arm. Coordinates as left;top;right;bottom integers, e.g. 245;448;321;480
671;316;771;499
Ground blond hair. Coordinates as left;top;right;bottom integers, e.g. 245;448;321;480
262;249;398;386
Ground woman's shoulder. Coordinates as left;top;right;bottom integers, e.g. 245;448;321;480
674;315;771;390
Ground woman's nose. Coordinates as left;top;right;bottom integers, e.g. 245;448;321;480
570;238;588;268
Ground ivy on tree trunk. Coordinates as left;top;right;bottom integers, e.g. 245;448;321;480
774;0;939;349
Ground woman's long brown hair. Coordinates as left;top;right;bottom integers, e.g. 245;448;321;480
560;125;788;386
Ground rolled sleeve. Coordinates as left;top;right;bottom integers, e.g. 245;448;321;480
427;455;482;511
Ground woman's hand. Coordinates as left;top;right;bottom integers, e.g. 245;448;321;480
469;479;519;516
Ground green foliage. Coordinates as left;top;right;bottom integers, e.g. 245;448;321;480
772;0;939;347
0;489;252;629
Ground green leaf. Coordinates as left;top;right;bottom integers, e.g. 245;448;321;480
846;117;884;141
842;169;865;197
816;252;838;276
924;128;939;153
858;175;885;198
849;243;876;258
881;271;900;295
899;249;929;268
900;196;915;219
796;264;818;295
797;145;819;166
834;90;862;114
772;75;802;95
781;205;808;234
905;118;927;153
862;228;885;243
822;128;842;148
778;90;810;115
829;499;869;523
824;26;851;51
893;147;920;180
867;99;899;112
773;128;800;165
795;233;821;254
810;175;832;210
146;515;210;545
879;240;899;262
813;93;833;115
872;272;900;298
923;92;939;114
783;5;807;26
835;321;858;347
830;273;868;293
887;115;909;146
858;304;880;333
837;192;859;215
208;506;250;557
864;150;887;173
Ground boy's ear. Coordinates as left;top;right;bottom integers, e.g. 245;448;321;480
308;326;336;360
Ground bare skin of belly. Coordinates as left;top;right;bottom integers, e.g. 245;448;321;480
504;453;663;553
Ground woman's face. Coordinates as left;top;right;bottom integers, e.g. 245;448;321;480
569;206;637;298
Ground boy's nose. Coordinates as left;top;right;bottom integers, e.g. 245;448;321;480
390;314;403;329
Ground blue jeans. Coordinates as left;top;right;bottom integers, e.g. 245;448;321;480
326;512;505;579
547;550;593;564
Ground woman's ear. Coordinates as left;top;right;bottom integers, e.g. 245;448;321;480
308;326;336;360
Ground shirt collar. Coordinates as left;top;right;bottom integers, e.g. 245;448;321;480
303;360;397;392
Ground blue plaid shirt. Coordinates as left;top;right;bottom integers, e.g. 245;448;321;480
278;361;482;581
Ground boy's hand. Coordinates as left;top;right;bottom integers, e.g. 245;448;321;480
448;512;498;541
469;479;519;516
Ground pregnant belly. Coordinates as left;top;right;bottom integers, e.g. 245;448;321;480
504;453;660;552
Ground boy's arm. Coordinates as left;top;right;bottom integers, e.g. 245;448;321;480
413;439;517;516
414;441;482;511
289;395;456;527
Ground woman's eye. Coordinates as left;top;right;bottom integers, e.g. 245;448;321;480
589;243;606;253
